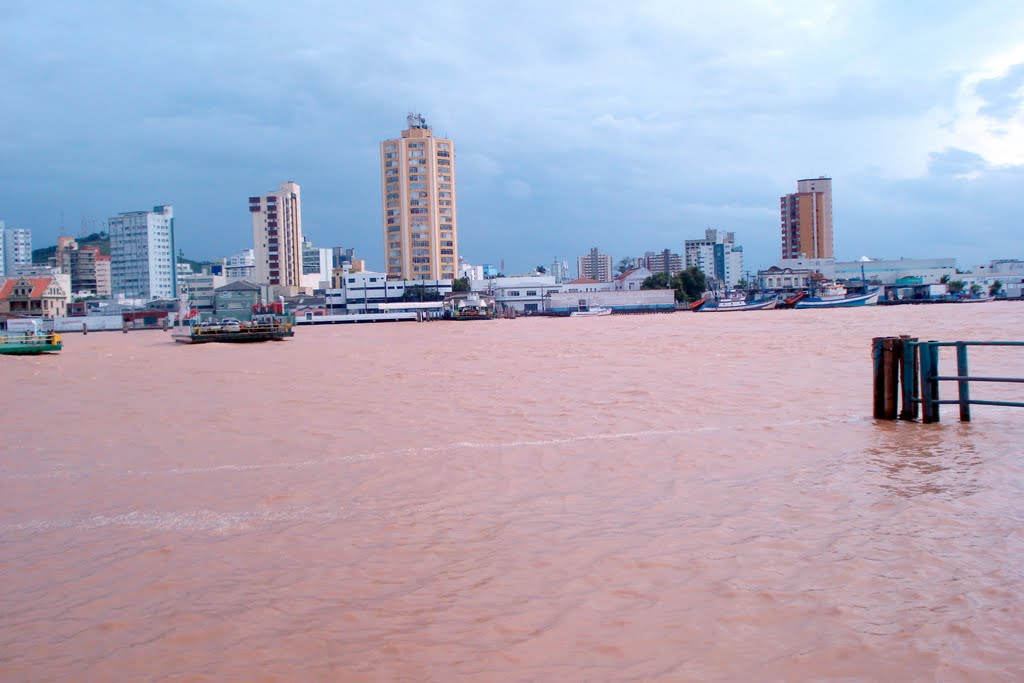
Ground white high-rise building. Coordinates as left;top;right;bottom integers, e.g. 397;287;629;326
3;225;33;278
249;181;303;290
685;229;744;287
225;248;256;279
109;205;177;300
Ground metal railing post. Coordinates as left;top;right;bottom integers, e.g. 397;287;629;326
956;342;971;422
900;337;919;420
920;341;937;423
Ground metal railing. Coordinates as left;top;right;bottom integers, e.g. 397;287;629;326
873;337;1024;422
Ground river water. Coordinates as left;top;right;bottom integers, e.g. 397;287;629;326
2;304;1023;681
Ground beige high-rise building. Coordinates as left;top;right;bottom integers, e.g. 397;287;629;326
379;113;458;281
780;176;833;259
250;181;303;290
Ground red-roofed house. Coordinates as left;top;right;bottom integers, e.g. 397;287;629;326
613;267;652;291
0;277;68;318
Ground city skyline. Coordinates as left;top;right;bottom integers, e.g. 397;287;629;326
1;2;1022;273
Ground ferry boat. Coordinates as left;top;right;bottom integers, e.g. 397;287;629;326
452;294;497;320
1;320;63;355
794;283;880;309
172;316;294;344
695;292;778;312
0;330;63;355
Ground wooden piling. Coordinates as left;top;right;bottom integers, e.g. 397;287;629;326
872;337;901;420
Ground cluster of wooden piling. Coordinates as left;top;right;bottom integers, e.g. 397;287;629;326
872;336;918;421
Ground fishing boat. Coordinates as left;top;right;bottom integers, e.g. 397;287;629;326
0;330;63;355
695;292;778;312
172;315;294;344
570;305;611;317
794;283;880;309
952;295;995;304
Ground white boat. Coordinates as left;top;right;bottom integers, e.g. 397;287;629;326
795;284;880;308
570;306;611;317
696;292;778;312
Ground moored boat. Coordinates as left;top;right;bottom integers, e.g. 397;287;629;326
453;294;497;320
695;292;778;312
0;331;63;355
794;284;880;309
570;305;611;317
952;295;995;304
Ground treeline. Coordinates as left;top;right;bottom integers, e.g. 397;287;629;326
640;267;707;302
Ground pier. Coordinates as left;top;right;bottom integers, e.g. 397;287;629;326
873;336;1024;422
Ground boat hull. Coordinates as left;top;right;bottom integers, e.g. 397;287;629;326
696;298;778;312
795;289;880;309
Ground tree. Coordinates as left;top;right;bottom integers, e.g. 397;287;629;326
736;279;749;290
970;282;983;297
641;272;672;290
940;274;950;284
616;257;633;275
401;285;443;302
990;280;1004;297
452;276;470;292
674;267;707;302
535;265;547;274
948;280;966;295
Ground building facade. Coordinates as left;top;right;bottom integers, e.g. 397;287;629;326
0;276;68;317
52;237;103;296
3;226;32;278
250;182;303;290
643;249;683;276
225;249;256;280
108;205;177;300
325;268;453;314
685;229;744;287
95;254;111;297
180;273;227;314
380;113;458;281
781;176;833;259
577;247;613;282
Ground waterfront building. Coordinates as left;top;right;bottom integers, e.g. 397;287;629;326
179;272;227;314
225;249;256;280
324;268;453;315
685;229;744;287
300;240;332;290
0;276;68;318
213;280;264;321
577;247;613;282
781;177;834;259
757;266;815;292
777;256;955;285
3;226;32;278
643;249;683;276
249;182;303;291
614;267;652;291
108;205;177;300
469;274;561;313
379;113;459;281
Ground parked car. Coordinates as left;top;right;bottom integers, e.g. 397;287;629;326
220;318;242;332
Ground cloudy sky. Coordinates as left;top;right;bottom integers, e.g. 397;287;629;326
2;0;1023;273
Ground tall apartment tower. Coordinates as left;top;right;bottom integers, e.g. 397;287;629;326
108;205;177;300
3;225;33;277
380;113;458;281
249;181;303;289
780;176;833;259
685;229;744;287
577;247;613;282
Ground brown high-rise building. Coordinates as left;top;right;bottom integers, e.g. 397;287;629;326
380;113;458;281
780;176;833;259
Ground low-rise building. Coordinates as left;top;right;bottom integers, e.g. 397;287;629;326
213;280;264;320
757;266;815;292
180;273;228;315
324;269;452;315
614;267;652;291
546;289;676;315
0;276;69;318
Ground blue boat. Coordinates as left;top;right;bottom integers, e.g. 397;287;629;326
795;284;880;309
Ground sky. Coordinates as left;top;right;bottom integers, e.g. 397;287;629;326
1;0;1023;274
